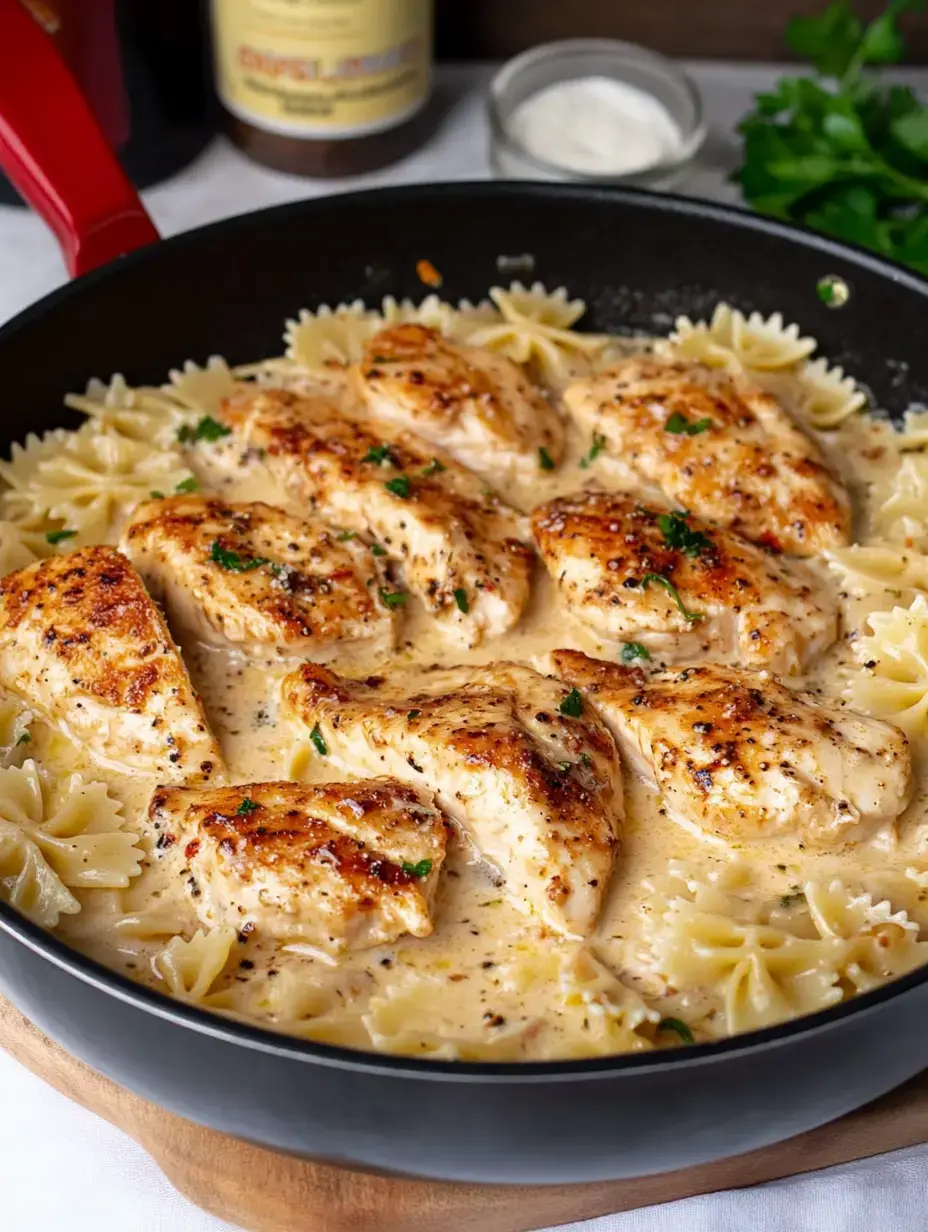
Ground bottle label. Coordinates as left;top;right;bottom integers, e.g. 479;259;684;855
211;0;432;139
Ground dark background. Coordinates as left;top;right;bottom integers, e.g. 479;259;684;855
435;1;928;62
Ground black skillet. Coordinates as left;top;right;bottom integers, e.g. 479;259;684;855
1;0;928;1186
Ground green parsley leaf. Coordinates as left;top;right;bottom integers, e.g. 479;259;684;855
621;642;651;663
45;529;77;545
538;446;556;471
665;411;713;436
641;572;704;622
657;1017;695;1045
149;490;165;499
556;760;572;773
16;732;31;745
734;0;928;275
309;725;328;756
209;540;270;572
175;477;199;493
780;890;807;908
363;443;394;465
657;511;713;557
578;433;606;468
385;475;411;498
579;752;592;767
336;530;356;541
420;458;446;477
816;274;851;306
559;688;584;718
407;708;422;720
379;588;408;608
401;858;433;878
237;797;258;815
370;543;387;557
178;415;231;445
453;587;469;614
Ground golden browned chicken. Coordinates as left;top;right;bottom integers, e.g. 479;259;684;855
0;547;223;782
122;495;396;660
532;493;837;674
281;659;622;938
544;650;911;850
352;323;564;480
562;356;851;556
148;779;451;952
213;389;534;646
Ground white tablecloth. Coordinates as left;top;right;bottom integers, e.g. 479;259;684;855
3;61;928;1232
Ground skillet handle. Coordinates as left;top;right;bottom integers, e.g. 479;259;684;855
0;0;160;277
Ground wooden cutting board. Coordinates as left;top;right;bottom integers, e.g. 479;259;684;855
3;995;928;1232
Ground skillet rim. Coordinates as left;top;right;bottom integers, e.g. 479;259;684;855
1;178;927;1083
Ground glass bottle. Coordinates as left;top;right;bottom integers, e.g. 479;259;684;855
210;0;434;177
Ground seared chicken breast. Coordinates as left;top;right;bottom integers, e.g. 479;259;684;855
532;493;837;673
214;389;534;646
281;660;622;938
148;779;451;953
122;495;395;660
563;357;851;556
544;651;911;849
353;323;564;480
0;547;223;782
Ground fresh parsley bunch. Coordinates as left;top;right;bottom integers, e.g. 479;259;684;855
733;0;928;273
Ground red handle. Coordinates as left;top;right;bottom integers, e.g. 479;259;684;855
0;0;159;277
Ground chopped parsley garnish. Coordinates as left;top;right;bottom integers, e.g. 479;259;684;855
370;543;387;557
817;275;849;308
309;725;328;756
641;572;704;623
178;415;231;445
407;708;422;720
453;588;470;614
401;858;433;878
175;476;199;493
665;411;713;436
579;752;592;767
559;688;584;718
538;446;556;471
385;475;411;498
149;490;165;499
45;529;77;545
16;732;31;745
363;443;394;465
657;511;713;557
209;540;270;572
556;760;572;773
780;890;806;909
420;458;446;477
621;642;651;663
336;530;356;542
657;1017;695;1045
237;797;258;815
579;433;606;468
379;588;408;608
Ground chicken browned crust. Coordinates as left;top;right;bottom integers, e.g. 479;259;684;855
148;778;451;952
532;492;837;673
563;356;851;556
281;659;622;938
544;650;911;850
353;323;564;480
0;546;223;782
123;495;395;659
213;389;534;646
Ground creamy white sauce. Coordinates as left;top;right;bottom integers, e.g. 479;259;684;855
30;348;928;1063
508;77;684;176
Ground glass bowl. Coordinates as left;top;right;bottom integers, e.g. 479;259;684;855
488;39;706;189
